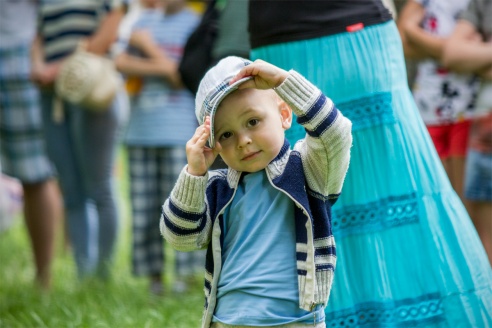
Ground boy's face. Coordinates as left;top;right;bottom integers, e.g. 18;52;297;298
214;88;292;173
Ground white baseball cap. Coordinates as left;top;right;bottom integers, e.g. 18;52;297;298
195;56;253;147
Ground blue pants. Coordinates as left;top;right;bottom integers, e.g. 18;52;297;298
41;89;122;278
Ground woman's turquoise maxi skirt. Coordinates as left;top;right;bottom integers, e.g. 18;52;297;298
251;21;492;327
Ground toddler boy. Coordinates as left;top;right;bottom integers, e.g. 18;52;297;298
160;56;352;328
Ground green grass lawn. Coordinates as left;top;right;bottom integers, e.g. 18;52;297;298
0;149;204;328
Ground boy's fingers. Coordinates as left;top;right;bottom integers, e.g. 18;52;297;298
193;126;210;148
236;79;256;90
198;130;209;144
230;64;259;84
189;126;204;143
189;123;211;147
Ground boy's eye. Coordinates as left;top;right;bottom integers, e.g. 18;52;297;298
248;119;259;126
220;132;233;140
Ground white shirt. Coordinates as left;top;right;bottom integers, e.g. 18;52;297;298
412;0;480;125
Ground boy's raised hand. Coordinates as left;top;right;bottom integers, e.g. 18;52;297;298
186;117;221;176
230;59;289;90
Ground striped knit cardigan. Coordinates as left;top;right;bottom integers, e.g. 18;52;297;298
160;71;352;328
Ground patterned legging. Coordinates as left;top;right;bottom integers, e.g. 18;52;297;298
128;146;205;277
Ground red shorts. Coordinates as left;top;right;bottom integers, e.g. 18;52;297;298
427;120;471;159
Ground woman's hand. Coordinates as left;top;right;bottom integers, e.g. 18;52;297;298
31;62;61;86
129;30;155;51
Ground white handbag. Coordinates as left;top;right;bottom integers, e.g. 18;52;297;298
55;42;121;112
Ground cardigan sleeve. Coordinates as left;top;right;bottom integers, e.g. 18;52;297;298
160;165;212;251
275;70;353;201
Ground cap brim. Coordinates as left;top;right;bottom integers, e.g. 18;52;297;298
208;76;253;148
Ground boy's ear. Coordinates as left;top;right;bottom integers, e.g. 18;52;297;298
278;98;292;130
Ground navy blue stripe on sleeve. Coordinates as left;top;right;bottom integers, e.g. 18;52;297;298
163;201;205;235
168;200;205;222
306;106;339;138
316;263;335;271
163;216;202;236
315;245;336;256
297;94;327;125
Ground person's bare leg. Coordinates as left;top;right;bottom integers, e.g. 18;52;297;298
440;158;450;179
62;213;71;254
469;201;492;266
23;179;61;289
448;156;467;202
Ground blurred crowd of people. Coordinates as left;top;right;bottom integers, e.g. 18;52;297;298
0;0;490;326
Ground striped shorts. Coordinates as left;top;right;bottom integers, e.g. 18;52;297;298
0;45;54;183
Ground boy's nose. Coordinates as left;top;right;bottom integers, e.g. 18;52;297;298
237;133;252;148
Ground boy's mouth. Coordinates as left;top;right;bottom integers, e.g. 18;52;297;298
241;151;261;161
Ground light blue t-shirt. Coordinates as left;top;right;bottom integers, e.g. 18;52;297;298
123;8;199;146
213;170;324;325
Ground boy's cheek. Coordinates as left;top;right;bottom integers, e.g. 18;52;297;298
219;151;236;166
